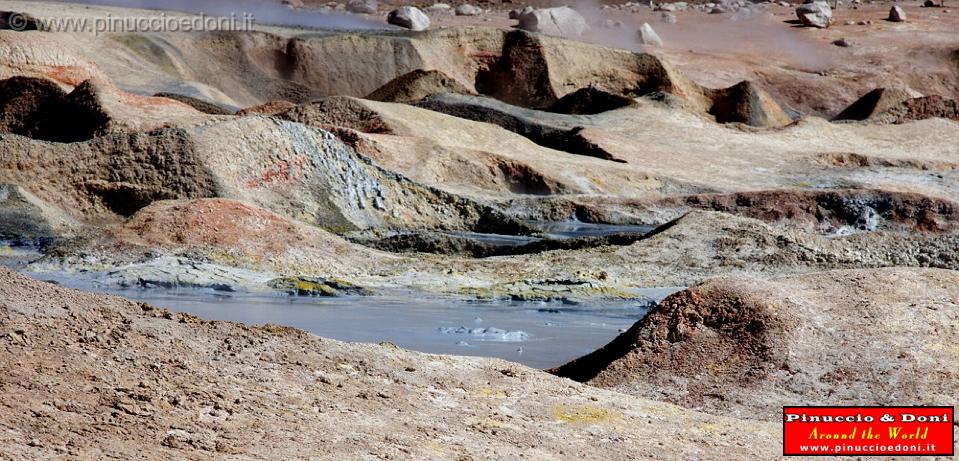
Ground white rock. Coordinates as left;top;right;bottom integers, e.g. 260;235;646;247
455;4;482;16
387;6;431;30
516;6;589;36
636;22;663;46
795;1;832;27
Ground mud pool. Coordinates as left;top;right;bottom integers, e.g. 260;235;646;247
3;243;677;368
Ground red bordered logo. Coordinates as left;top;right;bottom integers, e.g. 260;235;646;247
783;406;955;456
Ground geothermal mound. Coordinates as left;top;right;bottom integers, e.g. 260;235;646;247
0;77;110;142
874;95;959;124
834;88;959;123
832;87;920;121
552;268;959;420
279;97;396;134
707;81;794;128
366;69;475;103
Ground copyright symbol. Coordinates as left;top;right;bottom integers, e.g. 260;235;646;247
7;13;29;31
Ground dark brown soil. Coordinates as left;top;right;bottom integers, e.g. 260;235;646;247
0;77;110;142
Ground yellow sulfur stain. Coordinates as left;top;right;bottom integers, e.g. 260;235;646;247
929;343;959;356
697;422;719;433
552;404;620;424
478;388;508;398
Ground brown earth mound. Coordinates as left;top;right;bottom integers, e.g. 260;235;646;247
366;69;475;103
551;268;959;420
0;129;217;218
0;77;110;142
834;88;959;124
832;87;918;121
235;100;295;116
707;80;794;128
876;95;959;124
279;97;396;134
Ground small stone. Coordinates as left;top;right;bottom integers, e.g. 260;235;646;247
602;18;625;28
636;22;664;46
346;0;378;14
888;5;906;21
454;4;482;15
832;37;851;47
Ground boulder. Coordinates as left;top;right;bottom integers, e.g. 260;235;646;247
795;1;831;27
425;3;451;14
455;4;482;16
660;12;678;23
516;6;589;37
888;5;906;21
387;6;430;30
636;22;664;46
282;0;305;9
346;0;378;14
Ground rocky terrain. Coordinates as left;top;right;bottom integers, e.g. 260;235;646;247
0;0;958;458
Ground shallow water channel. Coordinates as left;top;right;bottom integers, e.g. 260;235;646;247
33;275;678;369
3;220;678;369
